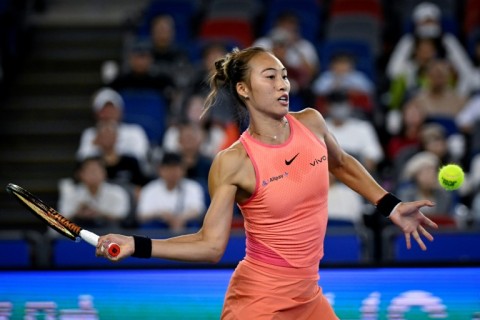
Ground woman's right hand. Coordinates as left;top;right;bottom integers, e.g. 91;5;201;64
96;234;135;261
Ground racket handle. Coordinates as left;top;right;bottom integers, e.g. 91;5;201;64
107;243;121;257
80;229;121;257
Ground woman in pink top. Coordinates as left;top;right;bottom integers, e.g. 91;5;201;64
96;47;438;319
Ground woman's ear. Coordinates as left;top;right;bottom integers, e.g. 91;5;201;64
236;82;249;99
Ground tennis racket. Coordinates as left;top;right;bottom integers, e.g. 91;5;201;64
6;183;120;257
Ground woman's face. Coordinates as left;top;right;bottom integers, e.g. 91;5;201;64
240;52;291;118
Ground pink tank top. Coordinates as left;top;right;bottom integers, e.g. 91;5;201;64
239;114;329;269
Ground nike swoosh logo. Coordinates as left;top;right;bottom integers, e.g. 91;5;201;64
285;153;300;165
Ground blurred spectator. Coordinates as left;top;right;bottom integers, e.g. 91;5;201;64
471;193;480;226
163;93;236;159
108;40;176;106
313;53;374;97
58;156;131;228
386;2;477;98
92;120;152;200
409;59;466;118
387;37;438;109
188;41;228;97
387;99;426;161
325;91;384;174
269;28;312;102
472;36;480;90
177;121;213;184
420;123;458;164
470;154;480;226
455;93;480;166
183;41;239;140
327;173;365;225
76;88;150;165
397;151;456;217
136;152;206;233
392;122;460;185
253;12;319;85
456;93;480;134
150;14;192;88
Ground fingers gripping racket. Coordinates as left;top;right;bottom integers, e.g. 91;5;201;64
6;183;120;257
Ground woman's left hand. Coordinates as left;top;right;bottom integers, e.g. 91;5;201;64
389;200;438;250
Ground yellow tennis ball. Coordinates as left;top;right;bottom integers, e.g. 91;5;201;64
438;164;464;191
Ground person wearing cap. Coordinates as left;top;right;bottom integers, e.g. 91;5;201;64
76;88;150;166
386;2;477;98
397;151;455;217
136;152;206;233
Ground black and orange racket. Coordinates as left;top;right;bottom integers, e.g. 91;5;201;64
6;183;120;257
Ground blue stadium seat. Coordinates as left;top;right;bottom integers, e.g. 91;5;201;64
318;39;376;81
326;15;382;56
323;226;371;264
385;226;480;263
0;231;32;268
119;89;168;145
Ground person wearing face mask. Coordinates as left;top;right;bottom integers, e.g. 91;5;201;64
325;91;384;174
386;2;477;98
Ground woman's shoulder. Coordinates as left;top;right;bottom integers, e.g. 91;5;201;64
289;108;326;134
212;140;248;170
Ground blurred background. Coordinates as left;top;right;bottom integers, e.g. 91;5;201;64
0;0;479;318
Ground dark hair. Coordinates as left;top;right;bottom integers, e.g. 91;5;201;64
160;152;183;166
202;46;270;120
73;156;105;182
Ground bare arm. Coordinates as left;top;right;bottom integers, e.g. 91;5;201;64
295;108;438;250
96;147;241;263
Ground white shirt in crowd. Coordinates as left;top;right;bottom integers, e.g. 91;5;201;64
58;179;130;220
137;179;205;220
326;118;384;165
328;181;365;224
77;123;150;162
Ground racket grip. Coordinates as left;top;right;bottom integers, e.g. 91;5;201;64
80;229;121;257
107;243;121;257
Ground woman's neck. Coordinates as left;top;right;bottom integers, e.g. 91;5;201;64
248;116;289;142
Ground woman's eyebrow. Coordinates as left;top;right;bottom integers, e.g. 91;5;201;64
260;67;287;73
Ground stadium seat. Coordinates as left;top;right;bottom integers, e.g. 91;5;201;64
205;0;263;22
383;226;480;263
319;39;376;81
199;18;255;49
464;0;480;36
119;89;168;146
330;0;383;22
323;226;372;264
326;15;382;56
0;230;45;268
0;237;30;268
424;116;459;137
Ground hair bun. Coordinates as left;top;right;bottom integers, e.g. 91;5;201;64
214;59;227;82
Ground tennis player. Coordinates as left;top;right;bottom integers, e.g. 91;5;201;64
97;47;438;319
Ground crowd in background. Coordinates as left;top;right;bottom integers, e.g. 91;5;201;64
2;0;480;261
58;0;480;236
